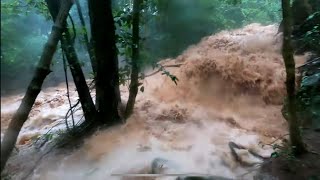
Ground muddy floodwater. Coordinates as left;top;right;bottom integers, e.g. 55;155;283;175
1;24;308;180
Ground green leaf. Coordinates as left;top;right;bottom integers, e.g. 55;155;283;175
271;152;279;158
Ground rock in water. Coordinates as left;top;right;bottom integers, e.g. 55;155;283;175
151;158;180;174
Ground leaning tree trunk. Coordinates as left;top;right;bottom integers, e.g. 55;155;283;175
281;0;307;155
0;0;73;172
46;0;97;124
88;0;120;125
125;0;142;118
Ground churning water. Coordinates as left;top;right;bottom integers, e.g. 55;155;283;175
1;23;309;180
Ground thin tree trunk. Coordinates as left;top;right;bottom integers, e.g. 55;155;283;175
278;0;313;33
0;0;73;172
281;0;307;155
46;0;97;124
61;32;97;123
125;0;142;118
74;0;97;77
88;0;120;125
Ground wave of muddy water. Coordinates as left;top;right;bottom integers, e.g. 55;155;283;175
1;24;308;180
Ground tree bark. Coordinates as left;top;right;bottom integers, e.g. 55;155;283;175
88;0;120;125
0;0;73;172
46;0;97;124
74;0;97;77
281;0;307;155
278;0;313;33
61;32;97;123
125;0;142;118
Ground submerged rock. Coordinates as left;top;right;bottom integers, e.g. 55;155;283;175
151;158;180;174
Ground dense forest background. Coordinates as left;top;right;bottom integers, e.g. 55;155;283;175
1;0;283;95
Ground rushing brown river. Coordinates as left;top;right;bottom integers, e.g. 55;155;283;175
1;23;308;180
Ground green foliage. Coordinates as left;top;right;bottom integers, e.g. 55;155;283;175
271;143;299;164
143;0;281;59
150;64;179;85
1;0;49;19
1;0;282;94
113;0;280;88
293;11;320;54
1;0;51;79
161;68;179;85
114;0;170;86
282;70;320;131
113;3;134;86
282;9;320;131
25;0;50;19
296;72;320;130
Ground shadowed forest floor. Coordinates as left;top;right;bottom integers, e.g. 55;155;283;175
261;130;320;180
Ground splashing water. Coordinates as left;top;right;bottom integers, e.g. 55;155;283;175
1;23;309;180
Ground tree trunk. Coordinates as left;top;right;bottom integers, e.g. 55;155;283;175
125;0;142;118
0;0;73;172
281;0;307;156
61;32;97;123
278;0;313;33
88;0;121;125
46;0;97;124
74;0;97;77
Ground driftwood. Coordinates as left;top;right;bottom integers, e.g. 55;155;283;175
0;0;73;173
